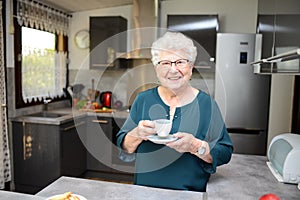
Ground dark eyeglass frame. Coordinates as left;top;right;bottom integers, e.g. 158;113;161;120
157;59;190;68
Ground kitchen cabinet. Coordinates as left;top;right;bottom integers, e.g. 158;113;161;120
89;16;127;69
12;118;86;194
60;120;87;176
86;116;113;172
111;117;135;169
167;15;218;63
85;116;134;181
256;14;300;74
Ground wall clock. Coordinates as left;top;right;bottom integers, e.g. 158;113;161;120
74;30;90;49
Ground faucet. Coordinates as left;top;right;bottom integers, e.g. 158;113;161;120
43;98;52;111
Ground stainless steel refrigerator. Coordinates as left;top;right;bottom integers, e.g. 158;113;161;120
214;33;270;155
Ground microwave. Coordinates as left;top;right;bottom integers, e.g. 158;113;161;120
267;133;300;184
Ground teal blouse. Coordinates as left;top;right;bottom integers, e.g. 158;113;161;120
116;87;233;192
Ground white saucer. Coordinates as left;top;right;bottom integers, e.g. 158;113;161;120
147;135;178;144
46;193;87;200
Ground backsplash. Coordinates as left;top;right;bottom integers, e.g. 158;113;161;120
69;69;135;107
69;68;215;107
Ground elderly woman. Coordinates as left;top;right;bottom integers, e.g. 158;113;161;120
116;31;233;192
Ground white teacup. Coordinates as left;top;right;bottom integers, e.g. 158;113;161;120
154;119;172;138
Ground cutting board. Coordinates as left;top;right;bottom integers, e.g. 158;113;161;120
79;108;116;113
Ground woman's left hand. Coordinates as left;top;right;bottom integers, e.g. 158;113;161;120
165;132;195;153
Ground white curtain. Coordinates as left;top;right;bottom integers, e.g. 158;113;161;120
0;1;11;189
54;52;68;98
16;0;70;36
21;49;67;103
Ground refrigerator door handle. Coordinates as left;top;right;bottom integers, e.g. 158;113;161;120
227;128;263;135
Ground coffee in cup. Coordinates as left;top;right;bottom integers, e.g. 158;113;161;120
154;119;172;138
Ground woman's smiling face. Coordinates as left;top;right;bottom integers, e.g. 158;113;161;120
155;50;193;91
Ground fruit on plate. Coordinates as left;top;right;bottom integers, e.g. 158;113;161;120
49;191;80;200
259;193;281;200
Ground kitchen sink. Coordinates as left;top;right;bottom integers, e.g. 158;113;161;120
16;110;76;125
27;112;69;118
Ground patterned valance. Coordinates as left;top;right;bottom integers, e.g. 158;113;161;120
16;0;71;35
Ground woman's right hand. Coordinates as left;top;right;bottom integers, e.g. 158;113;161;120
133;120;156;140
123;120;156;153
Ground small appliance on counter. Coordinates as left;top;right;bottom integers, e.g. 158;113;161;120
100;91;113;108
267;133;300;184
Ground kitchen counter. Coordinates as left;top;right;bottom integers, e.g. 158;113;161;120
0;191;43;200
11;108;83;125
11;108;129;125
1;154;299;199
35;154;298;200
207;154;299;199
36;176;206;200
86;109;129;119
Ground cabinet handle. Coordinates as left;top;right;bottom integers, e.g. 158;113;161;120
22;121;27;160
92;119;108;124
22;121;33;160
63;121;85;131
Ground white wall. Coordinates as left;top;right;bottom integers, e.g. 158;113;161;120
267;75;295;146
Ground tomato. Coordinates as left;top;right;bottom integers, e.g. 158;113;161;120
92;102;100;109
259;193;281;200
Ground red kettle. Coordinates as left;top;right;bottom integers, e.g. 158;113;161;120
100;91;113;108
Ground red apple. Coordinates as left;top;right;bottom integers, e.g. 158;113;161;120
259;193;281;200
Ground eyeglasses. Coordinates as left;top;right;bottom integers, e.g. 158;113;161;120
157;59;189;68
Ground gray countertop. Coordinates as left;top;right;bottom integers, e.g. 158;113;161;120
207;154;299;200
1;153;299;199
0;191;43;200
35;154;299;200
11;108;129;125
36;176;206;200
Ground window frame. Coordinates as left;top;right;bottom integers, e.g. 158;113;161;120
13;8;69;109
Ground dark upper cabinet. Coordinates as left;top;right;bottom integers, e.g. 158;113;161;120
257;14;300;73
89;16;127;69
167;15;219;61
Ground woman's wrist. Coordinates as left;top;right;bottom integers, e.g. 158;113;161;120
190;138;213;163
190;138;202;154
190;138;210;156
123;129;144;153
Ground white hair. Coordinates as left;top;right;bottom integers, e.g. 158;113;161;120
151;31;197;65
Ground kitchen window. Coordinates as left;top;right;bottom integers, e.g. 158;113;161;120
14;25;68;108
13;0;70;108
